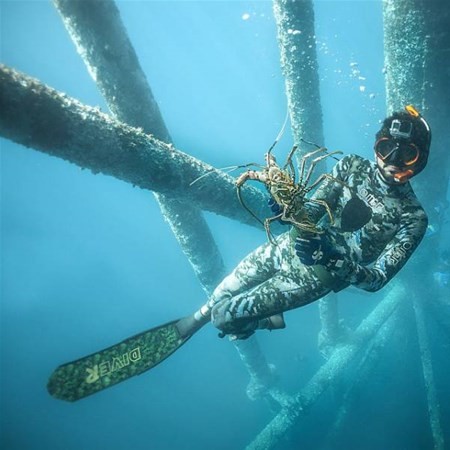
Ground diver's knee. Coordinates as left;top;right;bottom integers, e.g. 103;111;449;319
207;285;233;309
208;273;245;308
210;302;232;331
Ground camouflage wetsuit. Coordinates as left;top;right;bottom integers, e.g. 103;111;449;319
209;154;428;335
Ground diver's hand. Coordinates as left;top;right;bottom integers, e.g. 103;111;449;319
211;302;257;340
295;233;342;268
268;197;289;225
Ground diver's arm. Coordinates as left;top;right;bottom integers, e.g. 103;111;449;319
329;207;428;292
302;154;354;225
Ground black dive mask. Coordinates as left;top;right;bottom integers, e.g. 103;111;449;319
374;106;431;183
375;138;420;167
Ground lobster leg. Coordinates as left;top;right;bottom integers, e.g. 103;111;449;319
302;151;343;187
308;198;335;225
298;147;329;185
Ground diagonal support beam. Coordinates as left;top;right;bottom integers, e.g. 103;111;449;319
54;0;171;142
413;295;445;450
0;65;269;227
246;283;402;449
326;303;402;444
52;0;225;292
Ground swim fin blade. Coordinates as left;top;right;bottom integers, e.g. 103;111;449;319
47;314;207;402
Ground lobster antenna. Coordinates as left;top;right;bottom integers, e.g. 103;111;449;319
299;138;341;162
189;163;265;187
267;108;290;156
191;109;290;187
299;137;321;149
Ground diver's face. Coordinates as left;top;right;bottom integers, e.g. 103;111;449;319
374;137;419;185
375;155;413;185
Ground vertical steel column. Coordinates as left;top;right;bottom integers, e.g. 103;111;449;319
383;4;449;444
383;0;450;211
273;0;341;353
382;0;428;113
273;0;324;152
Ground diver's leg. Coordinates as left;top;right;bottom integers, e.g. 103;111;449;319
177;237;286;338
206;234;284;309
211;264;331;336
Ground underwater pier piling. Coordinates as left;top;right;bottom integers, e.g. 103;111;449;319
0;65;268;226
383;0;450;209
429;296;450;341
53;0;171;142
272;0;324;151
384;4;450;445
382;0;428;114
273;0;342;356
52;0;282;396
246;282;402;449
317;293;344;358
53;0;226;293
2;1;449;445
325;301;403;443
233;338;279;401
413;295;445;450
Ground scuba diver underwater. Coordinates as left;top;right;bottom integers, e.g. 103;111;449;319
48;105;432;402
182;104;431;340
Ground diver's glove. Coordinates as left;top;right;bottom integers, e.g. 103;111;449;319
268;197;289;225
211;302;257;340
295;233;344;270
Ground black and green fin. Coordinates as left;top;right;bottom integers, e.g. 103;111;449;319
48;315;206;402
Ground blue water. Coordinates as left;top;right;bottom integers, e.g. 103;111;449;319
1;1;447;449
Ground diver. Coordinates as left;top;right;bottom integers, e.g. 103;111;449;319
47;106;433;401
189;105;432;339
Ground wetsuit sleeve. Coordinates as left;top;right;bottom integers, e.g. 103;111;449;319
330;206;428;292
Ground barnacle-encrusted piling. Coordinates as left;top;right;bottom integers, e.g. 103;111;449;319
0;65;268;225
273;0;341;354
246;282;402;449
53;0;225;293
52;0;283;394
273;0;324;152
384;3;450;445
325;304;402;444
413;294;445;450
383;0;450;210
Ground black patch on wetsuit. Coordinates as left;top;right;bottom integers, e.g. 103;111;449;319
341;197;372;232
